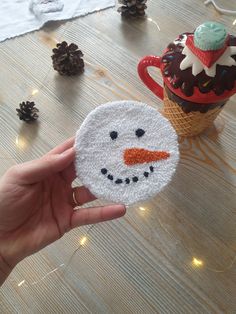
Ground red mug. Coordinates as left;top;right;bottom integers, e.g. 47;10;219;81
138;56;164;100
137;53;231;137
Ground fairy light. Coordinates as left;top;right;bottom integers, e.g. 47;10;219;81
15;135;27;150
233;19;236;26
139;207;146;211
80;236;88;246
14;225;97;288
31;89;39;96
192;257;204;267
18;279;26;287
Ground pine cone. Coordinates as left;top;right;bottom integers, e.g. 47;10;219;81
118;0;147;18
16;101;39;122
51;41;84;76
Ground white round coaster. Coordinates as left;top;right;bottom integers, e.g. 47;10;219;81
75;101;179;205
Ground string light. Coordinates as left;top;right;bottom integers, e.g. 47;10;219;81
205;0;236;15
192;257;204;267
18;279;26;287
80;236;87;246
31;89;39;96
233;19;236;26
15;135;27;150
16;226;95;288
11;23;94;289
139;207;146;211
147;17;161;31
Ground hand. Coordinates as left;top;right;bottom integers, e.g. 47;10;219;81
0;138;125;283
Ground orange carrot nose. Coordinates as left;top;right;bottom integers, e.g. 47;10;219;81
124;148;170;166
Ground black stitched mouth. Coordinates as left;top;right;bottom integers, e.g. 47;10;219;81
100;166;154;185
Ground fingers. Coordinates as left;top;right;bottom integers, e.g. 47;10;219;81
71;186;96;206
61;162;76;184
46;137;75;156
70;205;126;228
11;147;75;184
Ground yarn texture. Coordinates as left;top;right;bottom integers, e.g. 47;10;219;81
75;101;179;205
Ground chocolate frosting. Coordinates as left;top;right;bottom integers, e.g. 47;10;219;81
165;85;227;113
161;33;236;97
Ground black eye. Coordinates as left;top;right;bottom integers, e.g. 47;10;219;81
110;131;118;140
136;128;145;138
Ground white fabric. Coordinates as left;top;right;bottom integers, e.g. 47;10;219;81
0;0;115;42
29;0;64;16
75;101;179;205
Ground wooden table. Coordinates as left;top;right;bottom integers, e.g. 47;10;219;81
1;0;236;313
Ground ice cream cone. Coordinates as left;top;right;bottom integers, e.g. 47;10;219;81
163;88;224;136
138;22;236;137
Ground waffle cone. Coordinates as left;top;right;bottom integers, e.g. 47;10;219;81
163;90;223;136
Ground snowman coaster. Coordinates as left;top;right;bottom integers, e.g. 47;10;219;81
75;101;179;205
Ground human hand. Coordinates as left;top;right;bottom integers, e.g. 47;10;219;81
0;138;126;283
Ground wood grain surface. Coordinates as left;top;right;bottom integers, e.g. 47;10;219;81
0;0;236;313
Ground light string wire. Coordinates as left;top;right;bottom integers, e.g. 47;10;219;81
0;20;69;161
16;206;236;288
204;0;236;16
0;21;99;288
17;225;95;287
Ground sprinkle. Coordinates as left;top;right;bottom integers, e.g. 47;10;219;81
203;80;211;87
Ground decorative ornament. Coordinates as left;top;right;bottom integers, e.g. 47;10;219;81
118;0;147;18
138;21;236;137
16;101;39;122
75;101;179;205
51;41;84;76
180;22;236;77
180;45;236;77
194;22;227;51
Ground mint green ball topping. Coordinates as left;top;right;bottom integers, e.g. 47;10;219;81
194;21;227;51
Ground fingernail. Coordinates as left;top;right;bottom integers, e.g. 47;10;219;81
61;147;75;157
113;205;126;216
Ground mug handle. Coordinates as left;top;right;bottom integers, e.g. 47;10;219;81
138;56;164;100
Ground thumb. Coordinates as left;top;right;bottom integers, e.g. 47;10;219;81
10;147;75;184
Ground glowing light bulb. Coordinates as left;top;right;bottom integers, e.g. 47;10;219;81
18;279;26;287
80;236;87;246
15;135;27;150
31;89;39;96
139;207;146;211
192;257;203;267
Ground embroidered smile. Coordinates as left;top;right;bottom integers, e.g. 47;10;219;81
101;165;155;184
100;147;170;185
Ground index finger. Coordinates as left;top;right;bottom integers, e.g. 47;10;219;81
46;137;75;156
